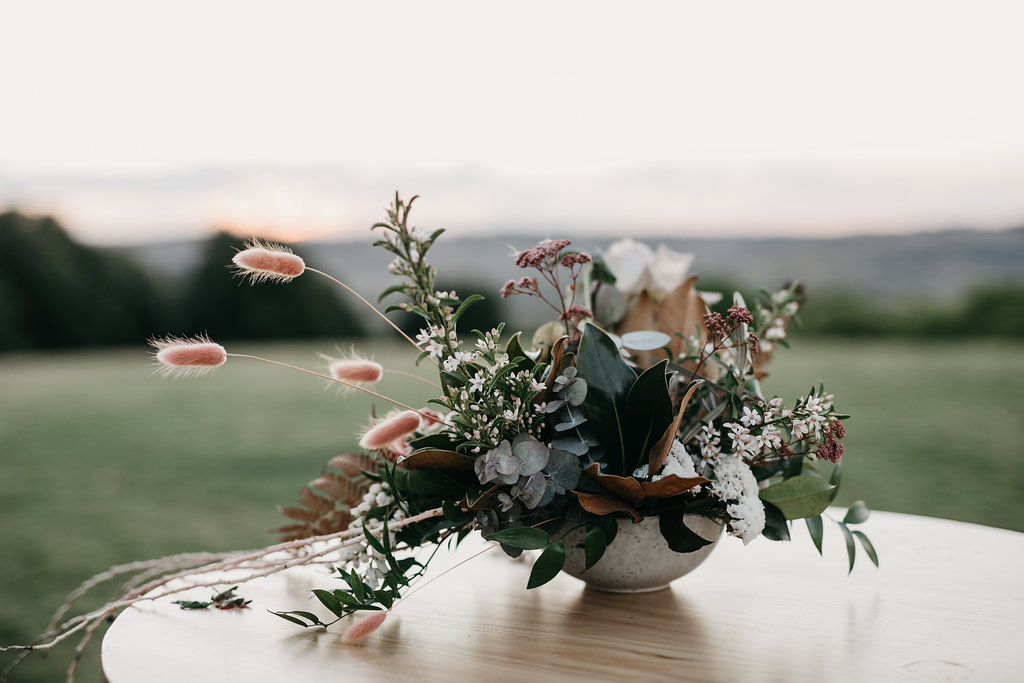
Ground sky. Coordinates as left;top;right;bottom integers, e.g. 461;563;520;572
1;0;1023;244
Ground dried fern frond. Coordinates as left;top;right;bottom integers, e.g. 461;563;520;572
273;452;381;541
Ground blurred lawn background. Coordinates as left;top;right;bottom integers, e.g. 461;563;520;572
2;337;1023;682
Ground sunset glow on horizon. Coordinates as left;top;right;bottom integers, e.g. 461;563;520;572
2;0;1022;244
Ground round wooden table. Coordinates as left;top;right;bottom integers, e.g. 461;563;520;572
102;511;1024;682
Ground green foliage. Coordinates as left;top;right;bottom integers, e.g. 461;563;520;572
574;323;637;473
527;541;566;589
759;475;836;520
0;211;170;350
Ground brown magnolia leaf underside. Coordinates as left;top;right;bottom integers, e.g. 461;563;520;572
648;379;705;474
584;463;645;504
640;475;708;499
575;491;642;523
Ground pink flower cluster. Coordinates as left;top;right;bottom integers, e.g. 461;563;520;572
814;419;847;463
515;239;572;269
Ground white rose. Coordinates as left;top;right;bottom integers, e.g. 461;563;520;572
603;239;694;300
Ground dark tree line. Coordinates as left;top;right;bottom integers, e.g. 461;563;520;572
0;213;367;351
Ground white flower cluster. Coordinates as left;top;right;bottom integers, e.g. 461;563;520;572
791;393;835;450
653;440;700;484
339;482;406;588
709;454;765;544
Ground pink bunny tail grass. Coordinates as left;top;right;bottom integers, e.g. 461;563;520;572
151;336;227;377
359;411;422;450
327;358;384;385
340;610;388;644
232;239;305;283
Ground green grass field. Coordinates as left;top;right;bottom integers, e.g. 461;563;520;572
2;339;1022;682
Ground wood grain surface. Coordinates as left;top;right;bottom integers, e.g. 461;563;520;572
101;511;1024;682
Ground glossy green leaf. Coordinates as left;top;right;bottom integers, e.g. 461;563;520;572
270;610;323;628
759;475;836;520
851;532;876;569
312;589;344;617
839;522;856;574
843;500;870;525
622;359;674;475
852;530;879;567
583;526;607;571
527;541;566;589
760;500;790;541
452;294;484;323
805;515;824;555
484;527;551;550
575;323;636;473
658;507;715;553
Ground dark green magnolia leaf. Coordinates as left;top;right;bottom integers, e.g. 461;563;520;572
598;515;619;545
575;323;637;474
761;500;790;542
838;522;856;573
485;527;551;550
805;515;824;555
658;508;715;553
852;530;879;567
504;332;536;373
453;294;484;323
843;500;870;525
622;359;674;475
759;475;836;520
583;526;607;570
527;541;566;589
171;600;210;610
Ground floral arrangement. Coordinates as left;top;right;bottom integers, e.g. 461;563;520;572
3;194;875;680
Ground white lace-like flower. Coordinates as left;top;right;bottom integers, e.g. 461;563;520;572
709;454;765;544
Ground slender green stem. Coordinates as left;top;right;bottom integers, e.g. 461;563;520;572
306;267;438;368
226;353;449;425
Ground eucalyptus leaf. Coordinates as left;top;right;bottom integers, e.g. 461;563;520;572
563;378;588;406
759;475;836;520
620;330;673;351
527;541;566;589
512;435;550;475
516;473;548;509
550;436;589;456
544;448;582;493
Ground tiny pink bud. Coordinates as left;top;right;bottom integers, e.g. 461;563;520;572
359;411;422;451
232;240;305;283
151;336;227;376
340;610;387;644
328;359;384;384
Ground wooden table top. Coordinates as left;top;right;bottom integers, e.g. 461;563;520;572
101;510;1024;682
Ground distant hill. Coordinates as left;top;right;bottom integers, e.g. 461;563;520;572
112;227;1024;331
